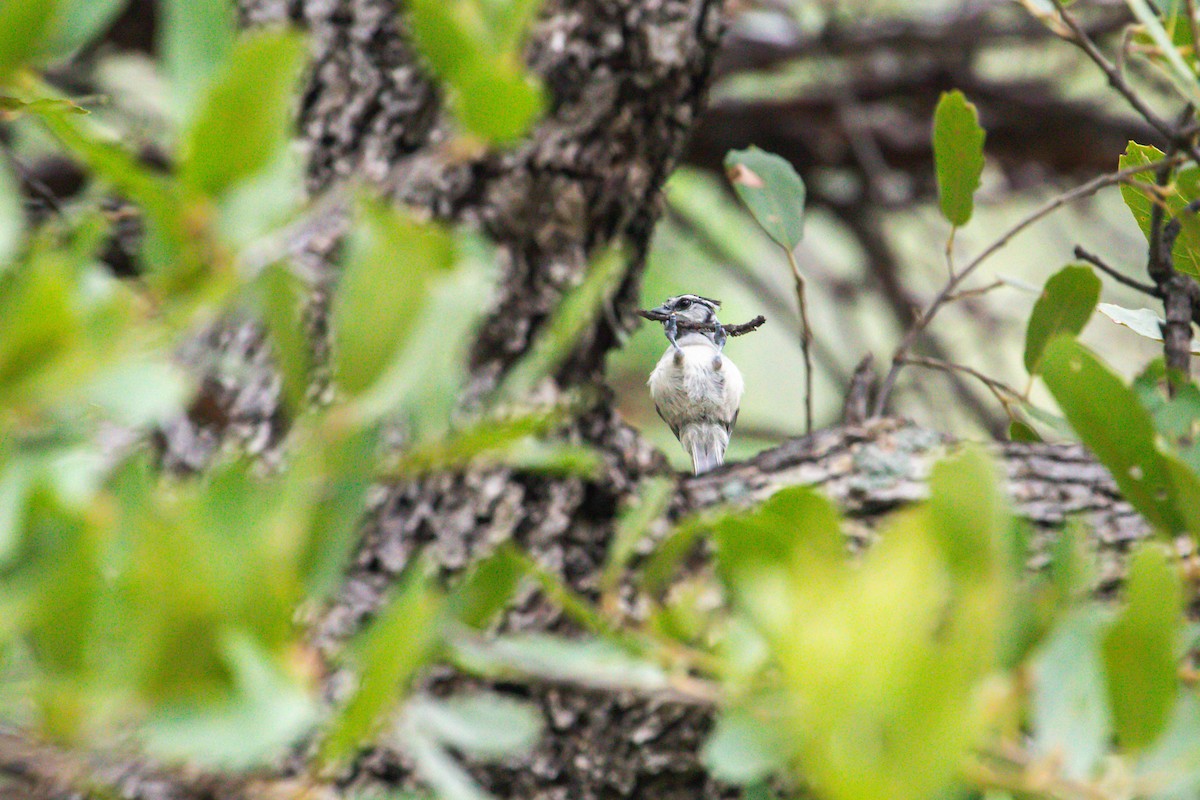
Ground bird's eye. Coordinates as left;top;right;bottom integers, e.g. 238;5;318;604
677;298;691;309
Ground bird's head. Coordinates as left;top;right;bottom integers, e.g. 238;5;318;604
641;294;721;327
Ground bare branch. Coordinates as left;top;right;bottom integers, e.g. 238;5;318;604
872;153;1187;417
636;310;768;337
1074;245;1161;296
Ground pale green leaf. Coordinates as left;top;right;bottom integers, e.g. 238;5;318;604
724;146;806;250
1024;265;1101;374
933;90;986;227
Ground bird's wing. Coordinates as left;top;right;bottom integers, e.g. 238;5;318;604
655;404;682;438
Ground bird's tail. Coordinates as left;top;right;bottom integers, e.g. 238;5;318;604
681;424;729;475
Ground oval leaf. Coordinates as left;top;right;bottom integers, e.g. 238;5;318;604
1118;141;1200;279
933;90;986;227
1101;544;1182;751
1040;336;1183;533
724;146;806;251
179;29;306;198
1024;264;1101;374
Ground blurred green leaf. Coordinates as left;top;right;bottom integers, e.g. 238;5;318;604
414;692;542;760
1031;609;1112;780
180;29;306;199
0;156;23;269
319;560;446;769
1008;420;1041;442
932;90;986;227
450;545;525;631
724;146;806;251
1165;453;1200;540
404;729;493;800
451;632;669;692
1119;142;1200;279
641;515;705;596
1102;544;1182;752
0;459;30;568
498;247;626;399
927;445;1005;581
1041;337;1183;533
600;476;675;596
0;254;76;400
255;263;311;415
702;705;791;785
406;0;545;143
0;0;59;86
332;199;455;397
143;633;317;769
85;360;190;428
1023;265;1100;374
43;0;126;61
160;0;236;121
1135;692;1200;798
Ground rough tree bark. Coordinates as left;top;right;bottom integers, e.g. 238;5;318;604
0;2;1163;800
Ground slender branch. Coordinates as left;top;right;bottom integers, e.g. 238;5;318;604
872;154;1187;417
785;248;815;434
944;280;1006;304
1048;0;1200;166
636;311;767;337
898;356;1024;416
1074;245;1161;296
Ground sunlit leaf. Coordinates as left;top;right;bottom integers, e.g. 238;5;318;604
180;29;306;199
1023;265;1100;374
406;0;545;143
933;90;986;227
0;0;59;86
1102;544;1182;751
1118;142;1200;279
450;545;525;631
1040;337;1183;533
1099;302;1200;352
724;146;806;251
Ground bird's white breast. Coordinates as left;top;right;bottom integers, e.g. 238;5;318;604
647;335;744;426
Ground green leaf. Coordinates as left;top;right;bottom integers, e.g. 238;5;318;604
255;263;311;415
1031;609;1112;780
450;633;669;692
1023;265;1101;374
406;0;545;143
450;545;525;631
332;199;455;397
600;476;675;596
702;705;791;785
1008;420;1041;442
498;246;626;399
1102;544;1182;752
0;254;76;399
318;561;446;769
927;445;1006;581
160;0;237;121
1040;337;1184;533
932;90;986;227
43;0;126;61
179;29;306;198
0;156;23;268
0;0;59;86
724;146;806;251
1119;142;1200;279
143;633;318;769
414;692;542;760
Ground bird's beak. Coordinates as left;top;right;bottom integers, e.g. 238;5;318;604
638;304;672;321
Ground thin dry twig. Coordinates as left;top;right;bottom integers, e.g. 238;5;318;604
785;249;815;434
872;153;1187;416
637;310;768;337
1074;245;1161;296
898;356;1024;418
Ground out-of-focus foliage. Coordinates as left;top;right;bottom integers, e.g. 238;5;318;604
5;2;1200;800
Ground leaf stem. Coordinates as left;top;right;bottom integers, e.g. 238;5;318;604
785;247;814;434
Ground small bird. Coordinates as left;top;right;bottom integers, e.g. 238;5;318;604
646;294;744;474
